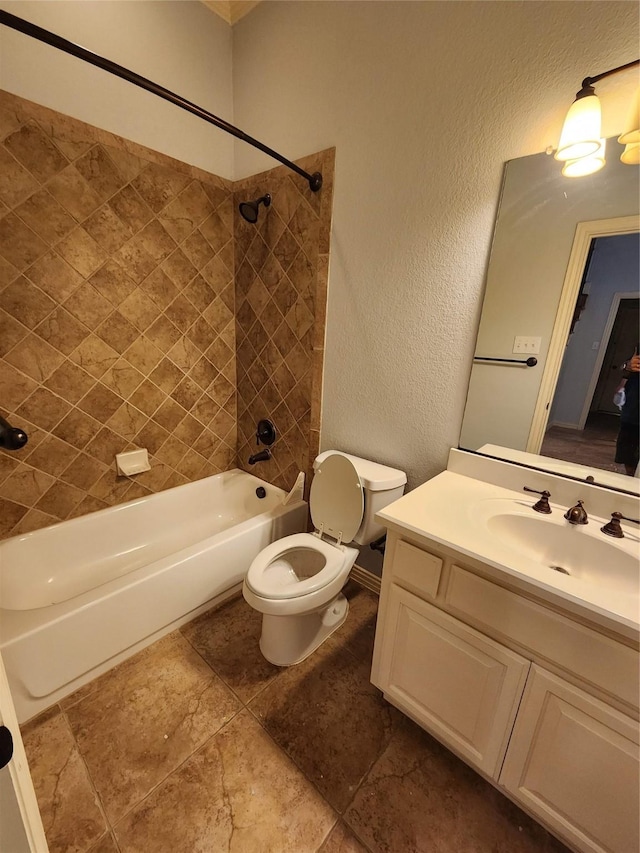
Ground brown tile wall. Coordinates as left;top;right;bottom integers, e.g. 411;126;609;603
234;150;334;494
0;90;334;540
0;91;237;538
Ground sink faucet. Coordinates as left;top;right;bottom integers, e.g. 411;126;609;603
601;512;640;538
523;486;551;514
564;500;588;525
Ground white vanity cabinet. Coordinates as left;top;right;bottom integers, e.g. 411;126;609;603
375;583;529;777
501;666;639;853
371;531;640;853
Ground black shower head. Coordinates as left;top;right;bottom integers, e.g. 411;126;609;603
239;193;271;224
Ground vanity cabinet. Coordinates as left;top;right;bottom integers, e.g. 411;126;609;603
376;584;529;777
371;532;640;853
501;666;639;853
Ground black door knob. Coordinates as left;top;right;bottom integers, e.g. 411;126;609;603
0;725;14;769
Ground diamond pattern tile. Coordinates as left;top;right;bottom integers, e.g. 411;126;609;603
234;150;334;493
0;89;333;539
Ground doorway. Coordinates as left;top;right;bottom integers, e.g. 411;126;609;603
539;232;639;472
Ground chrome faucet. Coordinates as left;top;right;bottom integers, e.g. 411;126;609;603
564;500;588;525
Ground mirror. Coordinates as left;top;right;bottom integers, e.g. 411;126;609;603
460;137;640;495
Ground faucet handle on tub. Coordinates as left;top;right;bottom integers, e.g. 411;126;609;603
0;414;28;451
523;486;551;514
601;512;640;539
255;418;277;447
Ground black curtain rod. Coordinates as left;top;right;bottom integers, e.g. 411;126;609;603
0;10;323;192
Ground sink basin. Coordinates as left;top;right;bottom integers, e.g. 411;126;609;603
376;469;640;633
486;512;639;595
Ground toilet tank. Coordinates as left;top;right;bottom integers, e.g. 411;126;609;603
314;451;406;545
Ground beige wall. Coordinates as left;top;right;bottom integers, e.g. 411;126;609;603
232;1;639;488
0;0;234;176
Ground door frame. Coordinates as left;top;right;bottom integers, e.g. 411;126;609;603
527;215;640;454
577;292;639;428
0;652;48;852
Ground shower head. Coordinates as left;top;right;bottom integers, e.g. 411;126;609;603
239;193;271;224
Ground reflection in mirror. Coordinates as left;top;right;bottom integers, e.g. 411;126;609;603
460;137;640;495
541;233;638;474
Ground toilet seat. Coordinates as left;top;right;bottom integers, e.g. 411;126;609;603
246;454;366;604
309;453;363;545
244;532;347;600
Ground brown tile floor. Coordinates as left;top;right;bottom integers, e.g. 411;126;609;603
21;583;570;853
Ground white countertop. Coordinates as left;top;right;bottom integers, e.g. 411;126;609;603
377;471;640;639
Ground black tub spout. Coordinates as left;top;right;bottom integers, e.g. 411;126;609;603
248;449;271;465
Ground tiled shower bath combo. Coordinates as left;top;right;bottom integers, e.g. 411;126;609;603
0;89;334;539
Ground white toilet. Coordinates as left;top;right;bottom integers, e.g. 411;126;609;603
242;451;406;666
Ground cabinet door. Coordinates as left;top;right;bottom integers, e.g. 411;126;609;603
375;584;529;778
500;665;640;853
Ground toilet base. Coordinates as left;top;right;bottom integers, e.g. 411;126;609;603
259;593;349;666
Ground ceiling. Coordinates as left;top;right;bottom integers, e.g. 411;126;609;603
200;1;262;25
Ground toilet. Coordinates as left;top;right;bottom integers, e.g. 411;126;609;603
242;451;406;666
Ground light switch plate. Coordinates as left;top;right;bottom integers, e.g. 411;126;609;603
513;336;541;354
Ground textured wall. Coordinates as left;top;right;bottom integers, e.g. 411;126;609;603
234;150;334;492
232;1;640;488
0;92;237;538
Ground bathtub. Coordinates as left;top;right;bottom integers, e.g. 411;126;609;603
0;469;307;723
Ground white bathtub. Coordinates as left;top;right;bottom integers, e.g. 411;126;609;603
0;469;307;722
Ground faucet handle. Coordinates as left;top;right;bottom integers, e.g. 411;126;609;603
0;415;28;450
523;486;551;514
601;512;640;538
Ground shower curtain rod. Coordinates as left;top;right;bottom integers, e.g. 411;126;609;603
0;10;323;192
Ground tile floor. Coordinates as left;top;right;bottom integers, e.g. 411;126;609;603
21;582;570;853
540;412;621;473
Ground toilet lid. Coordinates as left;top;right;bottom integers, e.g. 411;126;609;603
310;453;364;543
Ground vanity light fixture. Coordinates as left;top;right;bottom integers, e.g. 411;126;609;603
619;85;640;164
561;138;606;178
555;59;640;176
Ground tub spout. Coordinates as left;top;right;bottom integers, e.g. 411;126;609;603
248;449;271;465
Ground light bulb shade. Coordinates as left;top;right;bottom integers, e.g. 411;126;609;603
561;138;606;177
620;142;640;165
555;94;602;161
618;86;640;145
